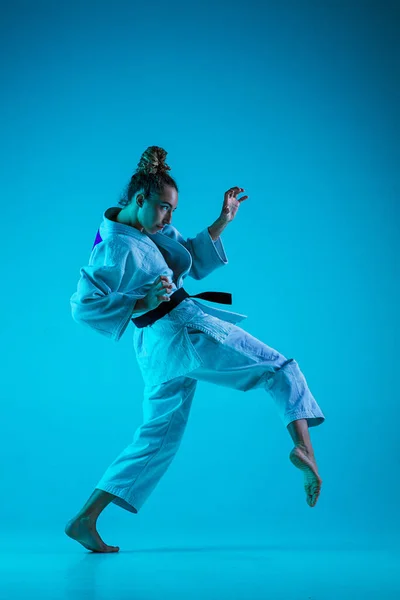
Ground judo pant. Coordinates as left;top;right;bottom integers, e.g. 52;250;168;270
95;324;325;514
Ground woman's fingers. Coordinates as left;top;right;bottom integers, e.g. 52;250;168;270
156;279;170;288
157;293;170;302
154;276;172;299
155;284;172;299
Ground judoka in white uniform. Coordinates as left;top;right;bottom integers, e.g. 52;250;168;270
70;201;325;518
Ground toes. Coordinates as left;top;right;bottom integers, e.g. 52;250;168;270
307;490;320;507
305;483;320;507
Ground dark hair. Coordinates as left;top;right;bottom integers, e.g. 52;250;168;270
118;146;179;207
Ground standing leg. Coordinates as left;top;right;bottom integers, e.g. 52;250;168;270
65;375;198;552
65;489;120;553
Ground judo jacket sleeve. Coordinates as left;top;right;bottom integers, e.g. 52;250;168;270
170;226;229;280
70;237;150;342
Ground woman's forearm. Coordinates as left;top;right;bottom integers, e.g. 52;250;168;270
208;217;228;241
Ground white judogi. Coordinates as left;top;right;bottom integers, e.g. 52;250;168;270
70;206;247;386
70;206;325;515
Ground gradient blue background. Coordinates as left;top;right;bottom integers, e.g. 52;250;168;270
1;0;399;597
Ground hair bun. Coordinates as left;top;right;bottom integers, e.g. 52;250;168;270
136;145;171;176
120;146;178;208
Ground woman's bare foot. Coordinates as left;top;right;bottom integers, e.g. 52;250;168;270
65;516;120;553
289;444;322;507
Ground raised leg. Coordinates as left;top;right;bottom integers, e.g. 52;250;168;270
287;419;322;507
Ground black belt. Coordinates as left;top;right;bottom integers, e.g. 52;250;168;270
131;286;232;328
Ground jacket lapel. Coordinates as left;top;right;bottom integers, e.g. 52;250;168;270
147;231;192;278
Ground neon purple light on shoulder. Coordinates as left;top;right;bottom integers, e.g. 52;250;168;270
92;230;102;251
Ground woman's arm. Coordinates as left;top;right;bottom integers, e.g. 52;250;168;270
70;239;150;341
207;217;229;241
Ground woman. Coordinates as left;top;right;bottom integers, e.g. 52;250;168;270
66;146;325;553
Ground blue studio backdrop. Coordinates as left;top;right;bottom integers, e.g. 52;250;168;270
1;0;398;555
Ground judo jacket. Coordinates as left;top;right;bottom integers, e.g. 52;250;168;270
70;206;248;385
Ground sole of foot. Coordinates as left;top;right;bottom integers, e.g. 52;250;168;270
65;517;120;553
289;445;322;508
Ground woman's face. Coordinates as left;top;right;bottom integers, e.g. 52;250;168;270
140;185;179;234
